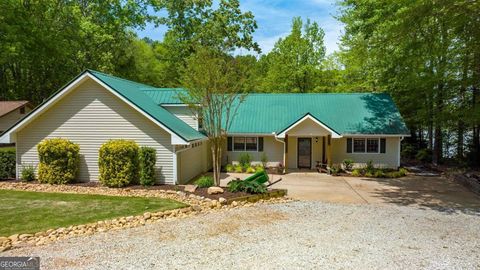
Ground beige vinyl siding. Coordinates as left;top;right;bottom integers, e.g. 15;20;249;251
285;117;330;136
177;142;209;184
331;137;400;169
225;136;283;167
16;79;174;183
163;106;198;130
0;107;31;132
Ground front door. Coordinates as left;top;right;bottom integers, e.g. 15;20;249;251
297;138;312;168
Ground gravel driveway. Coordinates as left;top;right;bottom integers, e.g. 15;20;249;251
4;201;480;270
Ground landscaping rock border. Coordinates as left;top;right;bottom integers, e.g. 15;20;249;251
0;182;292;252
449;173;480;196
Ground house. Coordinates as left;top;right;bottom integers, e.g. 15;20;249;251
0;101;33;133
0;70;409;184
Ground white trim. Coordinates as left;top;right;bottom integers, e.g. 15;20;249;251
228;133;274;137
343;134;409;137
277;114;342;139
398;137;403;168
0;72;191;145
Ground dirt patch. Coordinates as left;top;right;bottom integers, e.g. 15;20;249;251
206;208;289;237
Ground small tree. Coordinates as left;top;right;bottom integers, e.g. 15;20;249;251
181;47;247;186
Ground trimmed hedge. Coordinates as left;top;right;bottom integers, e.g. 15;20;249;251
99;140;139;187
0;148;16;179
37;138;80;184
139;146;156;186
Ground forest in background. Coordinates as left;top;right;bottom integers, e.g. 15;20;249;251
0;0;478;167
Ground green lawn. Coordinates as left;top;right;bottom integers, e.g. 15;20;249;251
0;189;187;236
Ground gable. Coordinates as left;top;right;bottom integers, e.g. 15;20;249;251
282;117;332;136
0;71;206;144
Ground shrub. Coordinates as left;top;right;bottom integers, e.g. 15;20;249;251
227;179;267;194
399;168;408;176
21;165;36;181
0;148;16;179
365;160;375;173
374;170;385;178
139;147;156;186
98;140;139;187
416;148;432;163
225;164;234;173
255;165;265;173
329;165;342;176
37;138;80;184
246;166;256;173
234;164;243;173
239;153;251;167
351;169;362;177
365;171;373;177
342;159;354;171
261;153;268;168
195;176;214;188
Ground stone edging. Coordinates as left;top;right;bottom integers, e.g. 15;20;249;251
0;182;293;252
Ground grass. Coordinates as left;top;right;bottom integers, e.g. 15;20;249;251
0;189;187;236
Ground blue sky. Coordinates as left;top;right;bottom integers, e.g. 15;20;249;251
136;0;343;55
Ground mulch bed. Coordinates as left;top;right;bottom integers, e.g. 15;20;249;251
0;179;279;200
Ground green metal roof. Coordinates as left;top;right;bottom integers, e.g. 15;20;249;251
141;86;408;135
226;93;409;135
142;88;186;104
87;70;205;142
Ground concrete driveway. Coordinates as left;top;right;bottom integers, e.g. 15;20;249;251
220;172;480;210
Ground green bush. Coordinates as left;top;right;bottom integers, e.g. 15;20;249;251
399;168;408;176
246;166;256;173
234;164;243;173
225;164;234;173
227;179;267;194
0;148;16;179
342;159;354;171
351;169;362;177
239;153;251;167
365;160;375;173
416;148;432;162
374;170;385;178
139;146;156;186
329;165;342;176
255;165;264;173
195;176;214;188
21;165;36;181
261;153;268;168
365;171;373;177
98;140;139;187
37;138;80;184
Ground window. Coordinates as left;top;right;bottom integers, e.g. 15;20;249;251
245;137;258;151
233;137;245;151
353;139;366;153
367;139;379;153
348;138;383;153
229;136;262;152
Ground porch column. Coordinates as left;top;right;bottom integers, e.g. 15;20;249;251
327;135;332;167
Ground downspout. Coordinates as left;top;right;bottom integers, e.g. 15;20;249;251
398;136;404;169
273;132;286;173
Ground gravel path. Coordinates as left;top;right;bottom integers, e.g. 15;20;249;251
4;201;480;270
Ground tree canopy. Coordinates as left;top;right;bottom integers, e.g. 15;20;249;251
1;0;479;166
